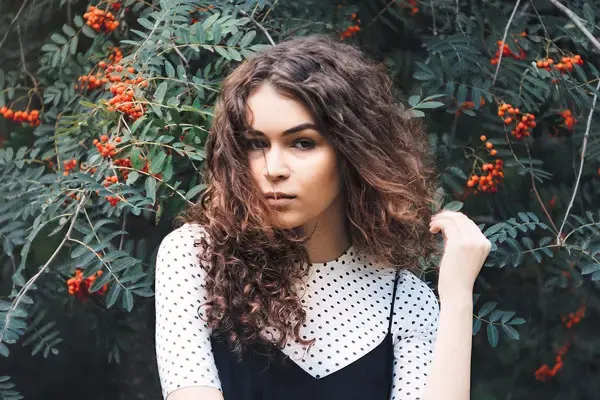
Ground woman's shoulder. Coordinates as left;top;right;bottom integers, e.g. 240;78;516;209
391;269;439;331
155;223;210;279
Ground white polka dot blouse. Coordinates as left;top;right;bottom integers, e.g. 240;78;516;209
155;223;440;400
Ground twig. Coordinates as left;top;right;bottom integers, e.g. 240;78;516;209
525;143;559;233
239;9;275;46
0;195;88;345
17;24;38;90
557;79;600;243
430;0;437;36
549;0;600;52
0;0;30;51
492;0;521;86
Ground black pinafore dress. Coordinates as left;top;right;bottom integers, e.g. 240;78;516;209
210;271;400;400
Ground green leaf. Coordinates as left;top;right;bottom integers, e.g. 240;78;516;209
501;324;520;340
478;301;497;317
138;17;155;30
122;290;134;312
51;33;67;45
41;43;59;52
126;171;140;185
508;317;526;325
408;95;421;107
154;82;168;103
239;30;256;48
203;12;221;29
583;3;595;27
164;61;175;78
472;318;482;335
487;324;499;347
149;151;167;174
105;284;122;308
416;101;444;109
185;184;205;200
82;25;96;38
145;176;157;204
62;24;76;37
69;36;79;55
443;201;463;211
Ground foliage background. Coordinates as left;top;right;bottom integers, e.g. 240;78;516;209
1;0;599;399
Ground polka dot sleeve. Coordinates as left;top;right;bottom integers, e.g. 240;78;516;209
154;223;221;399
389;271;440;400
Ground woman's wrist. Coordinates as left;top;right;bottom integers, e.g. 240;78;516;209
438;291;474;310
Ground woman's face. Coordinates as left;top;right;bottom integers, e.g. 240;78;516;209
245;83;344;231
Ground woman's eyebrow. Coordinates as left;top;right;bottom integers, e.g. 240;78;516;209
248;122;319;136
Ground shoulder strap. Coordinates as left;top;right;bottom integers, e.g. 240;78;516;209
388;269;400;334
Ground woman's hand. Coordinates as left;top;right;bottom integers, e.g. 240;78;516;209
429;210;491;302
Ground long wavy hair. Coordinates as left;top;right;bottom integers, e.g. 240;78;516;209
175;34;441;355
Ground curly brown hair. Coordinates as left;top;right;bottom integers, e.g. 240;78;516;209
175;34;441;355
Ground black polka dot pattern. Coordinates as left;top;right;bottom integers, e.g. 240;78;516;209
155;223;440;400
155;224;221;399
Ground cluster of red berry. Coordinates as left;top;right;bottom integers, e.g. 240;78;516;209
467;159;504;193
63;159;78;176
561;304;585;329
555;55;583;73
114;157;133;180
490;36;527;65
67;268;108;301
106;85;144;120
479;135;497;156
535;341;570;382
535;304;585;382
498;103;536;139
560;109;576;131
0;107;41;127
455;98;486;116
536;55;583;76
102;175;119;187
83;5;119;32
93;134;121;158
105;195;121;207
400;0;419;15
340;13;360;40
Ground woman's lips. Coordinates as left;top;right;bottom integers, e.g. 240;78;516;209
266;197;296;206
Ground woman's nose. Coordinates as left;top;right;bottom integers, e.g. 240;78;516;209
262;148;290;180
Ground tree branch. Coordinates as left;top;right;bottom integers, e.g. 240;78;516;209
557;78;600;243
492;0;521;86
239;9;276;46
0;0;30;52
549;0;600;52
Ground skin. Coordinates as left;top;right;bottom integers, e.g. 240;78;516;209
166;86;490;400
245;82;351;263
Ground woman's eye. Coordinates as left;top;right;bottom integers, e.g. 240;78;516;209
247;139;267;150
293;139;316;150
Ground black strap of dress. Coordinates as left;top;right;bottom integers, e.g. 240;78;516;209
387;269;400;334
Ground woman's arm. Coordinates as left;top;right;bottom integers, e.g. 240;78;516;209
424;211;491;400
422;293;473;400
166;386;223;400
155;223;223;400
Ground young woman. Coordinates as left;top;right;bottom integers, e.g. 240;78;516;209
155;35;491;400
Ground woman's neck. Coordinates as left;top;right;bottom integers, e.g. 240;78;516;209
299;194;351;264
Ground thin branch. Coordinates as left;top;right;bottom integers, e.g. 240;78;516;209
492;0;521;86
0;0;30;51
525;143;559;233
557;78;600;243
239;9;275;46
549;0;600;52
0;195;88;345
17;24;38;90
430;0;437;36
